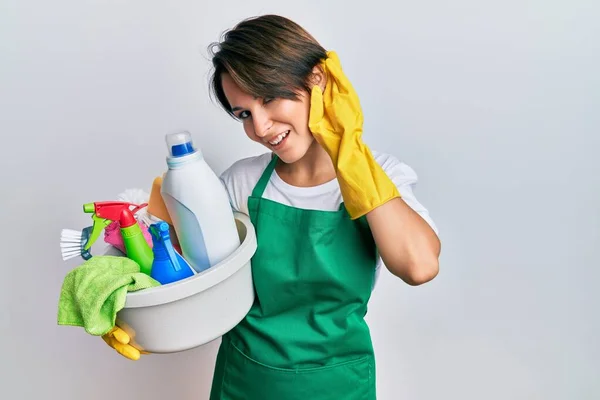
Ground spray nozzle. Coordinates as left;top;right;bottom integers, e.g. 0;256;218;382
82;201;148;251
149;221;181;272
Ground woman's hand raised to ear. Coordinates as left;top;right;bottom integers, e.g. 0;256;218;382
308;51;440;285
308;51;401;220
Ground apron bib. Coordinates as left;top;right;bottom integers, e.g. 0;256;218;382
210;155;378;400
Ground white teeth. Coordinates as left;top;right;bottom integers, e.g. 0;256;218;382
269;131;289;146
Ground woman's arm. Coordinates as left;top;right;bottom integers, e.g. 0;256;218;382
366;197;440;286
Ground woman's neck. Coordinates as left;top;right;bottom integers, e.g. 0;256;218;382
275;139;336;187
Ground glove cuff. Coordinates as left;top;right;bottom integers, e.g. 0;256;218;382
337;142;401;220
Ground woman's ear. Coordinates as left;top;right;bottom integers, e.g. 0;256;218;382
309;65;327;92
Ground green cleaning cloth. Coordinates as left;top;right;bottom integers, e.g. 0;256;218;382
57;255;161;336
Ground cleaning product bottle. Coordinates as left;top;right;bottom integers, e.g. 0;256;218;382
149;221;195;285
83;201;154;276
160;131;240;273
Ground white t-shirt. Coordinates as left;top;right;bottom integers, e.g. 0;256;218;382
219;150;438;286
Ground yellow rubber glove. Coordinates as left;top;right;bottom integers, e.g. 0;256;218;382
309;51;401;219
102;326;147;361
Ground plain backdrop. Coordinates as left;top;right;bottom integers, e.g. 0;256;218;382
1;1;598;399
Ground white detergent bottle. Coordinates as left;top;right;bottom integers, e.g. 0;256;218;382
160;131;240;273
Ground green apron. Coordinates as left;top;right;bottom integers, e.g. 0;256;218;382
210;154;378;400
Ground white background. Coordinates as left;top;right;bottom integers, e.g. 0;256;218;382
1;1;598;399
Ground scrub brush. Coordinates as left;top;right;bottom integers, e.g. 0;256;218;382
60;226;94;261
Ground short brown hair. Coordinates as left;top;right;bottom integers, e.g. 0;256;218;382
208;15;327;118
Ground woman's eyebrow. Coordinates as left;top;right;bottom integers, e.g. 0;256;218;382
231;106;243;112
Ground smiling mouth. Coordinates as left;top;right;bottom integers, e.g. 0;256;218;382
268;130;290;146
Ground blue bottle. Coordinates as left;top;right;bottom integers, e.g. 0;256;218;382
149;221;195;285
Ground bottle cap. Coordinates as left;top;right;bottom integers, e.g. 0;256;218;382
119;208;137;228
157;221;170;234
166;131;196;157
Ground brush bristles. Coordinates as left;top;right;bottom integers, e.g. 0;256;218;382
61;248;83;260
60;238;82;244
61;229;83;238
60;243;81;251
61;251;82;261
61;249;81;255
117;188;149;206
60;228;85;261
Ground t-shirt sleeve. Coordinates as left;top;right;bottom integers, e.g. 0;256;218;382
218;153;271;216
376;152;439;234
219;165;243;214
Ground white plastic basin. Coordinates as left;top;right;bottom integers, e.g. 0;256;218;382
113;212;257;354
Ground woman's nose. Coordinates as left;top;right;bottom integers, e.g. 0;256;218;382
252;109;272;138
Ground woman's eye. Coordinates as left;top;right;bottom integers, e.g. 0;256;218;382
238;111;250;119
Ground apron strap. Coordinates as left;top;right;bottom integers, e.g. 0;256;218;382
251;153;279;199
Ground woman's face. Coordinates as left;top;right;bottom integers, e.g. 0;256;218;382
220;72;316;164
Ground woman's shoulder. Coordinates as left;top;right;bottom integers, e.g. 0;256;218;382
220;152;272;180
371;149;438;233
371;150;420;185
219;152;272;213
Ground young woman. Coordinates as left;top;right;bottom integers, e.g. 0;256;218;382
103;14;440;400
